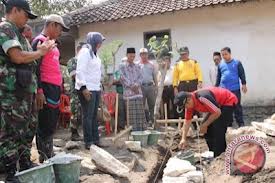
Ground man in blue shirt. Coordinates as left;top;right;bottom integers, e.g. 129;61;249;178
216;47;247;127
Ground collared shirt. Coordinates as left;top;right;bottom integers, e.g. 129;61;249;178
75;47;102;91
158;66;174;86
119;61;143;99
209;64;218;86
173;59;203;87
139;61;157;84
185;87;238;121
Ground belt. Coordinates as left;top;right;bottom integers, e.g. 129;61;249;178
179;79;198;83
164;85;173;87
142;82;153;86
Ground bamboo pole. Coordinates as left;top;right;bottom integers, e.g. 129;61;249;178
164;103;168;131
114;93;119;135
178;117;182;130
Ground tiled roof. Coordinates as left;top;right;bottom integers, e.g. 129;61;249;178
70;0;247;25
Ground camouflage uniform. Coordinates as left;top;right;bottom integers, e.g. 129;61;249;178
67;57;81;129
0;21;37;174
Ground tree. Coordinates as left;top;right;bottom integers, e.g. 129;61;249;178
99;40;123;89
29;0;93;16
147;35;171;126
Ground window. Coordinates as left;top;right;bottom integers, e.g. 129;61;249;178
143;29;171;60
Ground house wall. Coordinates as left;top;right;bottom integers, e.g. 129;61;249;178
77;0;275;106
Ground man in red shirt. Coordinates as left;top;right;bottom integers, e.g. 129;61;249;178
175;87;238;157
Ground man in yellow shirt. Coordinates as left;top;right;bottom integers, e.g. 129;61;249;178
173;46;203;96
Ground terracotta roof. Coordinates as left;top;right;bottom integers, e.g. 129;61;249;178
70;0;247;25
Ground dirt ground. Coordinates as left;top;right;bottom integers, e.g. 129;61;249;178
1;127;275;183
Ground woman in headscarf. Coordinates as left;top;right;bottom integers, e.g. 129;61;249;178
75;32;105;149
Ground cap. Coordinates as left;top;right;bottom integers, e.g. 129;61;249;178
179;46;189;54
174;91;189;108
3;0;37;19
46;14;70;32
127;47;136;54
139;48;148;54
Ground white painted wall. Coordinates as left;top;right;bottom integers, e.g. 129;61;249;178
77;0;275;105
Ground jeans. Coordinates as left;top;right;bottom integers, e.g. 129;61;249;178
78;90;100;145
231;89;244;127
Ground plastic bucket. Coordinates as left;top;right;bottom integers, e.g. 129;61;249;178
131;131;150;146
15;163;55;183
49;153;82;183
147;130;161;145
176;150;195;165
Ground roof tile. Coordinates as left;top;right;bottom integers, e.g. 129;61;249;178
70;0;248;25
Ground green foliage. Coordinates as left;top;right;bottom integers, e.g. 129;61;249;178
99;40;123;68
147;35;171;62
29;0;93;16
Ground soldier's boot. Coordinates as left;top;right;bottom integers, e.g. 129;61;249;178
71;127;82;141
5;170;20;183
19;156;38;171
36;135;54;163
5;162;19;183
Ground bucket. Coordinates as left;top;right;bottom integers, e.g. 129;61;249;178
131;131;150;146
147;130;161;145
49;153;82;183
176;150;195;164
15;163;55;183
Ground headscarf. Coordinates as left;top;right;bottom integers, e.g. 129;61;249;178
86;32;105;58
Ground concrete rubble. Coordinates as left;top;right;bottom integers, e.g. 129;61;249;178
90;145;130;178
226;126;268;144
163;157;203;183
53;139;66;147
125;141;142;152
80;174;118;183
65;141;81;150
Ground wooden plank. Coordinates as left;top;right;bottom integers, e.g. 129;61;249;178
112;126;133;142
114;94;119;135
156;118;203;124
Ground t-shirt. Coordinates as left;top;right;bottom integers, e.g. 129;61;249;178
185;87;238;121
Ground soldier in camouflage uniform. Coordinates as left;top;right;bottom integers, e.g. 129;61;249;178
0;0;55;182
67;42;84;141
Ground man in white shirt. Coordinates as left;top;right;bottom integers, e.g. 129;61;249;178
209;52;222;86
75;32;105;149
158;54;176;119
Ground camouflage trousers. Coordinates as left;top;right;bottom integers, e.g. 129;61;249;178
70;92;81;130
0;94;37;173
